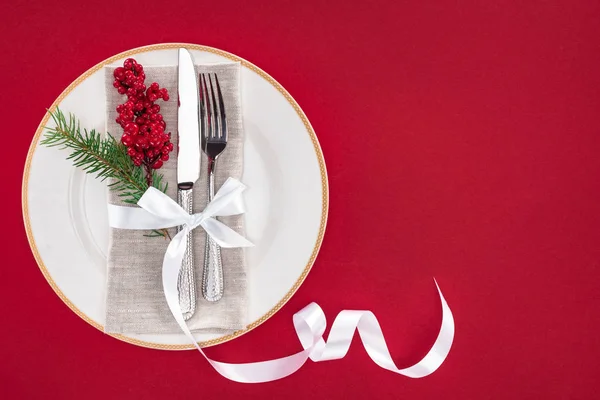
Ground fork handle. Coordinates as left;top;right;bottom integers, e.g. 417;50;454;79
202;164;224;302
176;188;196;320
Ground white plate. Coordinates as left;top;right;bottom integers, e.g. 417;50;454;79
23;43;328;350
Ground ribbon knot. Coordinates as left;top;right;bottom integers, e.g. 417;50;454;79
185;212;206;230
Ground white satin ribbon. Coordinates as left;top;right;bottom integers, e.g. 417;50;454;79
108;177;455;383
108;177;253;248
198;280;454;383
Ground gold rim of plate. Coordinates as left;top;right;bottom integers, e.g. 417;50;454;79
21;42;329;350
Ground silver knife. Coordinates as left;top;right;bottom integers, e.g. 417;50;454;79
176;48;201;320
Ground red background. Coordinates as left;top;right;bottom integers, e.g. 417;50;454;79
2;1;600;398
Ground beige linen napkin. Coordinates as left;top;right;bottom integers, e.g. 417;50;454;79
103;62;247;334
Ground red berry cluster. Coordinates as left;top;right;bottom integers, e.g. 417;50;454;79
113;58;173;171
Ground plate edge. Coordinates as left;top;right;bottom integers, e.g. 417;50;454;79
21;42;329;350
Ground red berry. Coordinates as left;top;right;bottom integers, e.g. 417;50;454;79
121;135;134;147
151;160;163;169
161;153;169;162
114;67;125;79
150;138;162;148
160;89;169;101
136;136;149;149
117;87;126;94
124;122;138;135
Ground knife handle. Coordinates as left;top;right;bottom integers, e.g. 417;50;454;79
176;188;196;320
202;169;224;302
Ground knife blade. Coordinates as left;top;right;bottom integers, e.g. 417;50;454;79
176;48;201;320
177;48;201;186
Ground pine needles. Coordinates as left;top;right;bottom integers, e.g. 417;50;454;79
42;108;170;238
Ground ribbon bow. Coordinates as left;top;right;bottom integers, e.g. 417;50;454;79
108;177;253;249
108;177;253;340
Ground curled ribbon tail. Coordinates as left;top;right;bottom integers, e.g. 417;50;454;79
171;283;454;384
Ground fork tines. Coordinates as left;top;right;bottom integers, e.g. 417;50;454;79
199;73;227;144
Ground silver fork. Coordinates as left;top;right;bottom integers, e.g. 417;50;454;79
199;73;227;302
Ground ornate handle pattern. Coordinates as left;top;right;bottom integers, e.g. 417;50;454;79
202;170;224;302
176;188;196;320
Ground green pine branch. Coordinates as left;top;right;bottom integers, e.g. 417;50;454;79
41;107;171;239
